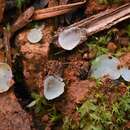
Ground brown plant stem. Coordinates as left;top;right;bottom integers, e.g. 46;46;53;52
56;3;130;49
33;0;86;20
68;3;130;36
3;7;34;66
3;31;12;66
11;7;34;33
0;0;5;22
33;8;77;20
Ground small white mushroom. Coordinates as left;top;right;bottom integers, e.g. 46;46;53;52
121;67;130;82
0;63;13;93
27;28;43;43
58;27;85;50
91;55;121;80
44;75;65;100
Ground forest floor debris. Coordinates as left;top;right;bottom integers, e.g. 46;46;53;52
1;0;130;130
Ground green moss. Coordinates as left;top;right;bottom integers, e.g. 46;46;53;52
62;80;130;130
126;24;130;37
63;117;79;130
78;84;130;130
27;92;47;114
15;0;27;9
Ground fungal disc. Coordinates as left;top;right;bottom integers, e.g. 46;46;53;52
44;75;65;100
91;55;121;79
27;28;43;43
58;27;81;50
0;63;13;93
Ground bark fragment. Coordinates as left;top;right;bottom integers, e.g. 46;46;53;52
3;31;12;66
0;0;5;22
2;7;34;67
11;7;34;33
56;3;130;50
33;0;86;20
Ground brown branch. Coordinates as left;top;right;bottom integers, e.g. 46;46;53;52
0;0;5;22
11;7;34;33
33;0;86;20
67;3;130;35
33;8;77;20
56;3;130;49
2;7;34;66
3;31;12;66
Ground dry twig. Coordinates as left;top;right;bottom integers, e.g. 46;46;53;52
33;0;86;20
3;7;34;66
11;7;34;33
3;31;12;66
56;3;130;50
0;0;5;22
68;3;130;36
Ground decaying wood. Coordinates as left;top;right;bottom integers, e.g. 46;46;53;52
2;7;34;66
11;1;85;32
70;3;130;36
3;31;12;66
56;3;130;49
33;0;86;20
59;0;69;4
11;7;34;33
0;0;5;22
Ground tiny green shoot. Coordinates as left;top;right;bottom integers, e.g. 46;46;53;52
27;92;47;113
15;0;26;9
126;24;130;37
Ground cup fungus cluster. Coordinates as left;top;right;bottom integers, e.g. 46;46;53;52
91;54;130;81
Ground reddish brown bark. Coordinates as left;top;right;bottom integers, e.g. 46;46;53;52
33;1;86;20
0;0;5;22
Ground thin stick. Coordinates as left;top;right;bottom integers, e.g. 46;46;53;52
0;0;5;22
3;7;34;66
3;31;12;66
34;0;86;14
33;1;86;20
33;8;77;20
68;3;130;36
11;7;34;33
